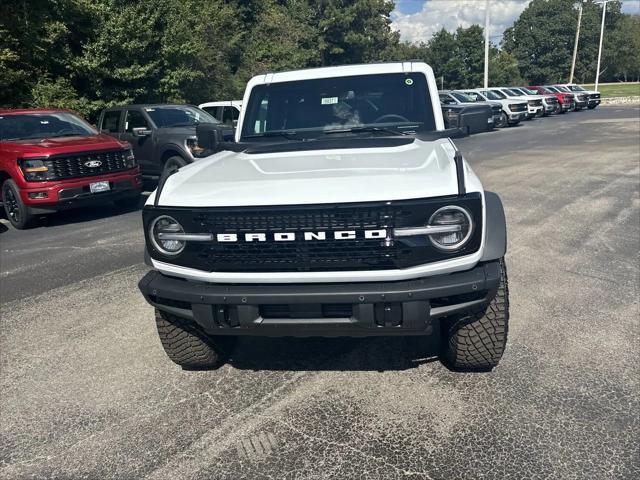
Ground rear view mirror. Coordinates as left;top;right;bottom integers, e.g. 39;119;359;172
196;123;225;152
132;127;152;137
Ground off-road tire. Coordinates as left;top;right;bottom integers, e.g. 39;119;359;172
443;258;509;371
155;309;234;369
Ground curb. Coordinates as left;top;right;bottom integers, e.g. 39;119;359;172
601;96;640;105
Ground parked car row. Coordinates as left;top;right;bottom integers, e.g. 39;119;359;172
437;83;600;134
0;81;600;229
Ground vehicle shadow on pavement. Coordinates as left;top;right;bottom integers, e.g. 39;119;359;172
33;193;150;228
226;336;441;372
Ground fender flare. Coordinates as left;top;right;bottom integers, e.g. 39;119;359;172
481;191;507;261
159;143;190;164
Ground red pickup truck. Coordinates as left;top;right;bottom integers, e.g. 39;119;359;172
527;86;575;113
0;109;142;229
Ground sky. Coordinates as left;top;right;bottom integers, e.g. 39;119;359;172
391;0;640;44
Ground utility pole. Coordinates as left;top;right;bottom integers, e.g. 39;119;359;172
569;1;584;84
484;0;490;89
595;0;609;91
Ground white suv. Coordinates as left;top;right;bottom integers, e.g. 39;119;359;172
462;89;528;127
490;88;544;118
198;101;242;126
140;62;510;372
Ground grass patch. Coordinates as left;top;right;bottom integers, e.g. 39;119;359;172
581;83;640;98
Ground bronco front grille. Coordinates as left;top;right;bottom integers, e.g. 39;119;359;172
47;149;130;180
144;195;484;273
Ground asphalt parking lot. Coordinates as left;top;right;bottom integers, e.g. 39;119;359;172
1;106;639;479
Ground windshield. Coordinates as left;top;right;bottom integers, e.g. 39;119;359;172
569;85;586;92
509;88;524;95
240;73;436;140
144;106;217;128
451;92;475;103
486;89;506;99
0;112;97;141
545;86;559;93
520;87;538;95
502;89;521;97
555;86;571;93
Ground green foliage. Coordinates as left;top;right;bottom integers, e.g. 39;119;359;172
502;0;627;84
604;14;640;82
489;50;524;86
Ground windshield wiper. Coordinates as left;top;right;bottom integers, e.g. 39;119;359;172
48;132;87;138
324;126;407;136
243;131;300;140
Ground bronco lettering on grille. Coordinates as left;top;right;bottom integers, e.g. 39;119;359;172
215;229;388;243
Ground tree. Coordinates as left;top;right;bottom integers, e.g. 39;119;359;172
489;50;524;86
310;0;399;65
0;0;96;108
603;14;640;82
502;0;624;84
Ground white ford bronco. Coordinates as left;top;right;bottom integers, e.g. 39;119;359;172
139;62;509;371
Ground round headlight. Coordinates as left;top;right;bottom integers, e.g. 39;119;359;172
428;206;473;251
150;215;185;256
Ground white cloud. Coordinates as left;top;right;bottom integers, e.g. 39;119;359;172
391;0;532;44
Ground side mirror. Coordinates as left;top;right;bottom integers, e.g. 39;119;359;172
196;123;225;152
446;127;467;139
132;127;152;137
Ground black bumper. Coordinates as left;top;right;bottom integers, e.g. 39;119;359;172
139;261;501;337
29;181;141;214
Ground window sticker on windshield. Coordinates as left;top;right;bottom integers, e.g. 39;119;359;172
321;97;338;105
405;78;414;86
145;108;155;112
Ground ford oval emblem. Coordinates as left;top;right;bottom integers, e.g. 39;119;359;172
84;160;102;168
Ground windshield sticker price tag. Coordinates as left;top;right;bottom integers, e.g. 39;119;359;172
321;97;338;105
145;108;155;112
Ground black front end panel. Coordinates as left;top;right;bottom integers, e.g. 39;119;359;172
139;260;501;337
143;193;483;273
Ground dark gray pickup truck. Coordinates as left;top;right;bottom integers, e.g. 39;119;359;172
98;104;219;179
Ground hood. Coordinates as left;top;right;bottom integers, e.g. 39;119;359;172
149;138;481;208
2;133;127;156
512;94;539;101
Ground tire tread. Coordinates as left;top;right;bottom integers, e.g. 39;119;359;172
155;310;227;369
444;259;509;371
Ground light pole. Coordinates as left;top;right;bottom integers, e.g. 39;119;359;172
594;0;609;91
569;1;585;84
484;0;490;88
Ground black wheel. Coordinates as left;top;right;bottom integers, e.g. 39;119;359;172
442;258;509;371
498;112;508;128
553;104;562;114
2;179;35;229
155;309;235;369
162;155;187;175
588;104;597;110
113;194;140;209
